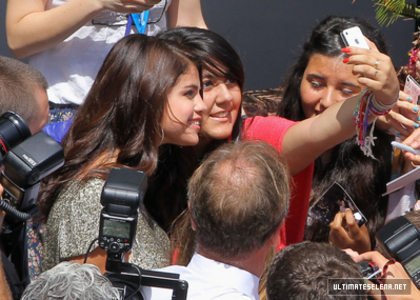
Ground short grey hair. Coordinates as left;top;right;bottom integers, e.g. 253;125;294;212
21;262;120;300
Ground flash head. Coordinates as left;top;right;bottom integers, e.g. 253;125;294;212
0;131;64;216
2;131;65;188
100;168;147;217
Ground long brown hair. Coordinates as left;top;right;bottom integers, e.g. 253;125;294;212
38;34;199;222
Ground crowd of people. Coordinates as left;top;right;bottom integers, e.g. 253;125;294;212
1;1;420;299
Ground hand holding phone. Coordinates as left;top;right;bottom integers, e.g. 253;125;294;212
391;141;420;155
403;75;420;105
341;26;370;49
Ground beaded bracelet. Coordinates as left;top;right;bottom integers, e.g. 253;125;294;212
353;88;398;158
370;91;399;116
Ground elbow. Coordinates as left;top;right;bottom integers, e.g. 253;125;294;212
6;29;35;59
6;21;38;58
9;49;27;60
7;40;29;59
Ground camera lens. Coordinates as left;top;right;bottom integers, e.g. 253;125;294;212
0;112;31;164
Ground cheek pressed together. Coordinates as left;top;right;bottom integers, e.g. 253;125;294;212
198;73;242;141
161;64;206;146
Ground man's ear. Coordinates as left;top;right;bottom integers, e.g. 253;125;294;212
268;221;284;247
188;200;197;231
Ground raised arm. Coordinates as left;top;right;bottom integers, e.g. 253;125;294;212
283;44;399;175
6;0;159;58
167;0;207;29
0;250;12;300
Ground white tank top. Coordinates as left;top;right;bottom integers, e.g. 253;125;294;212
29;0;171;105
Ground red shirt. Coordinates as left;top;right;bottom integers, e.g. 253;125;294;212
243;116;314;248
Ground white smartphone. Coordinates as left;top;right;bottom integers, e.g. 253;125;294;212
341;26;370;49
391;141;420;155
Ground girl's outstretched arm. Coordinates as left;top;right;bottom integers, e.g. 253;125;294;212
283;44;399;175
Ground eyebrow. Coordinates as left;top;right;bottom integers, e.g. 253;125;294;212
307;73;361;88
203;69;228;79
202;73;217;79
183;84;200;90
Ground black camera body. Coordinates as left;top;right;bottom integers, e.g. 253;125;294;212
376;216;420;289
0;111;64;222
1;131;64;218
96;168;188;300
0;116;64;295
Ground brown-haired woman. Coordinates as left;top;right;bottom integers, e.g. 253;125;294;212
37;33;206;273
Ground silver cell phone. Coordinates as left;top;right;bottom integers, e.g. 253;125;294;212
341;26;370;49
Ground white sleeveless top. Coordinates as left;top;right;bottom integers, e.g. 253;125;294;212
29;0;171;105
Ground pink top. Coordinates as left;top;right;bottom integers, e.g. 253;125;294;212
243;116;314;248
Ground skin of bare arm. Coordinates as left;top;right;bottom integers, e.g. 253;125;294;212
6;0;160;58
68;247;108;274
0;248;13;300
167;0;207;29
65;247;133;274
0;184;13;300
282;44;399;175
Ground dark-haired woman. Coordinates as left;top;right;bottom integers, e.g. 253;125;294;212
277;16;419;252
145;25;400;264
38;33;206;273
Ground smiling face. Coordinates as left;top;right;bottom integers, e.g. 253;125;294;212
199;68;242;144
300;53;363;119
161;63;206;146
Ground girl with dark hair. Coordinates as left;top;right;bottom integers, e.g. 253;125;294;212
277;16;419;252
38;33;206;272
145;26;400;264
145;28;245;233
